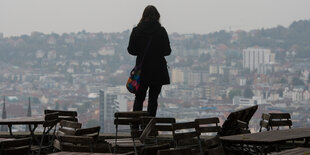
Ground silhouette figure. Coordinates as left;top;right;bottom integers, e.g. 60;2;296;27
127;5;171;116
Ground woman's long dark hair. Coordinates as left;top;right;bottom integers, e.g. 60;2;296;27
139;5;160;24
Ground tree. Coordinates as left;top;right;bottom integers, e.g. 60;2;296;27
277;88;284;97
244;87;254;98
229;89;242;100
292;77;304;86
280;77;288;84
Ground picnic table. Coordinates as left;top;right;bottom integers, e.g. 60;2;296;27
220;127;310;154
0;116;44;142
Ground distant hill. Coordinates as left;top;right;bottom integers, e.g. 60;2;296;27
237;19;310;58
0;19;310;68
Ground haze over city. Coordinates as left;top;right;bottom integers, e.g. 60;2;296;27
1;0;310;36
1;1;310;150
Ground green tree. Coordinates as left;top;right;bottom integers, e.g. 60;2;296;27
277;88;284;97
229;89;242;100
292;77;304;86
280;77;288;84
244;87;254;98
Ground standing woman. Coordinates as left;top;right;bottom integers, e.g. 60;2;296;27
127;5;171;117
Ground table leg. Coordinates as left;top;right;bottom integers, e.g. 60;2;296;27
29;124;40;144
8;124;14;137
304;138;309;146
7;124;28;138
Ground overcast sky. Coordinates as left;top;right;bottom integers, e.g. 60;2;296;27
1;0;310;37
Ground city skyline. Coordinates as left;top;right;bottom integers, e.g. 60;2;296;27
1;0;310;37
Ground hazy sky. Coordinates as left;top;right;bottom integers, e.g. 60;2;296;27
1;0;310;37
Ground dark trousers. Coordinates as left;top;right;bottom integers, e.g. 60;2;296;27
133;84;162;117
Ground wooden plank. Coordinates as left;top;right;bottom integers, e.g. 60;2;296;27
195;117;219;124
155;124;173;131
269;113;291;119
60;120;82;129
43;119;58;127
154;117;176;123
114;111;149;117
105;138;141;144
269;120;292;127
45;109;78;117
141;117;175;130
172;122;198;130
75;126;100;136
114;118;140;125
58;135;94;144
58;117;78;122
58;128;76;135
173;131;199;140
199;126;221;133
142;117;175;123
45;112;59;121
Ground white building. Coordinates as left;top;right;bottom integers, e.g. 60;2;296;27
243;47;273;71
303;90;310;101
209;65;218;74
99;90;127;133
291;88;303;102
233;96;267;105
283;87;292;99
171;68;184;84
239;78;247;86
283;87;309;102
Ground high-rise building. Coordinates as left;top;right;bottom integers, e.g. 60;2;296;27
1;96;8;131
99;90;119;133
243;48;272;71
99;90;105;132
25;97;32;132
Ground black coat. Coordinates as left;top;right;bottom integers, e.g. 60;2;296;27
127;21;171;86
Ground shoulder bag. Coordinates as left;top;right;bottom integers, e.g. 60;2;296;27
126;37;152;94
